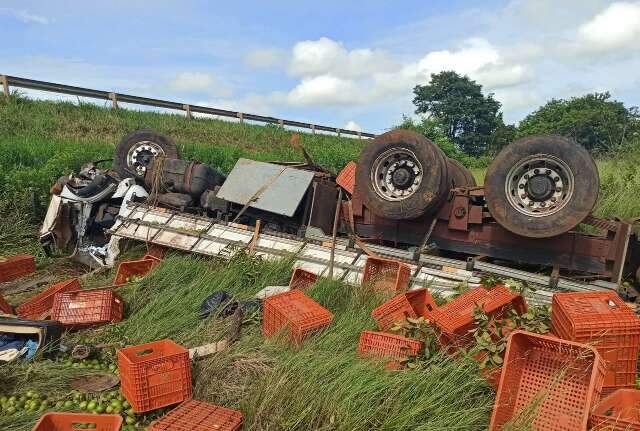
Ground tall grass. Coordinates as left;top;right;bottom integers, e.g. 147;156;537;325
68;253;494;430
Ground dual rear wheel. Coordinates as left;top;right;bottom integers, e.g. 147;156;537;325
356;130;599;238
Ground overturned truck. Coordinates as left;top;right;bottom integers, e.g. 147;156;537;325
39;128;640;298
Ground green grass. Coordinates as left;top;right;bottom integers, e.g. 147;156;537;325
1;253;495;430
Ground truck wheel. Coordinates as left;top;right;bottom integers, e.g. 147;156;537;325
115;129;179;179
355;129;449;220
485;134;599;238
447;158;476;189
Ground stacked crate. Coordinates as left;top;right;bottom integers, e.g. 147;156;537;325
552;291;640;395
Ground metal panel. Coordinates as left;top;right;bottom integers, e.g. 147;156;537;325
216;159;314;217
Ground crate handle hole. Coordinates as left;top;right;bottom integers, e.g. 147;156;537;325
135;348;154;356
72;422;97;429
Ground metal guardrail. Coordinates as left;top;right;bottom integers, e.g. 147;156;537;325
0;74;375;139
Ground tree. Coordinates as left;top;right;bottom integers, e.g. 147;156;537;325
396;115;459;158
413;71;502;157
516;92;638;154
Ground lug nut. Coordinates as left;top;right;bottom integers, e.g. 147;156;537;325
520;194;527;199
534;169;540;174
554;177;560;182
528;201;535;207
540;202;546;207
551;197;557;202
524;174;530;180
519;184;525;189
545;169;551;175
556;187;562;192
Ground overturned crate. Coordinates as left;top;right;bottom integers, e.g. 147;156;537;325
490;330;605;431
51;288;124;328
371;288;437;331
149;399;243;431
362;256;411;293
114;255;161;286
16;278;81;320
358;330;423;369
263;290;333;345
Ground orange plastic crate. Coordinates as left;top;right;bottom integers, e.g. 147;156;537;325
490;330;605;431
16;278;81;320
362;256;411;293
149;399;243;431
358;331;423;361
336;161;357;194
32;412;122;431
289;268;318;291
0;254;35;283
118;339;192;413
0;293;13;314
114;256;160;286
263;290;333;344
146;244;168;260
552;291;640;395
430;286;526;346
51;289;124;328
591;388;640;431
371;288;437;331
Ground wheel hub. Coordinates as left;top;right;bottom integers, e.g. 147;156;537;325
527;175;555;200
505;154;574;217
371;148;423;201
127;141;164;176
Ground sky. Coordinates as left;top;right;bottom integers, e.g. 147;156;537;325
1;0;639;134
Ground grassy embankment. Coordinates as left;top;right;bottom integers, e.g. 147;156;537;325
1;95;639;430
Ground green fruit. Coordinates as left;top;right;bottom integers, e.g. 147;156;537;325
79;401;88;409
64;400;73;408
6;406;16;415
105;405;114;414
111;399;122;408
25;390;34;398
108;364;117;372
125;407;134;416
96;404;105;413
122;400;130;409
87;400;97;410
125;416;136;425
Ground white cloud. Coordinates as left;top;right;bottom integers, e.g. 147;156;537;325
0;8;49;24
289;37;395;79
286;75;362;106
576;2;640;54
244;48;287;69
167;71;232;97
343;120;361;132
412;38;533;90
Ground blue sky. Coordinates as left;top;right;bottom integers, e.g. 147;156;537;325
2;0;639;134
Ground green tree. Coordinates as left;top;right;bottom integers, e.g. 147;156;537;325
516;92;638;154
413;71;502;157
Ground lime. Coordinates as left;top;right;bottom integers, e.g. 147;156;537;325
64;400;74;408
105;405;114;414
122;400;131;409
96;404;105;414
125;416;136;425
79;401;88;410
6;406;16;415
87;400;97;411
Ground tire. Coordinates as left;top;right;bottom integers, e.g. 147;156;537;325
446;158;477;189
355;129;449;220
114;129;179;179
485;134;599;238
72;174;116;198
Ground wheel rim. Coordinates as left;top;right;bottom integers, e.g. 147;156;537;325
504;154;574;218
126;141;164;176
370;148;423;201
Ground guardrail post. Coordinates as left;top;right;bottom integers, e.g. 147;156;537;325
237;112;244;124
183;104;192;119
357;131;362;139
1;75;9;97
310;124;315;134
278;119;284;128
336;128;341;137
108;92;118;110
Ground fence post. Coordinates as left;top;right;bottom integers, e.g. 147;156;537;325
237;112;244;124
336;128;341;137
278;119;284;128
357;131;362;139
310;124;315;134
1;75;9;97
183;104;192;119
108;92;118;110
